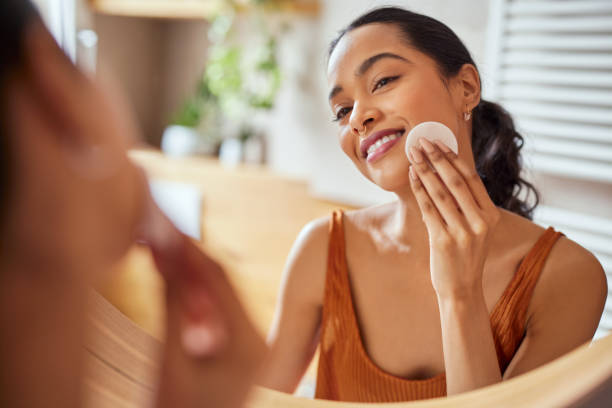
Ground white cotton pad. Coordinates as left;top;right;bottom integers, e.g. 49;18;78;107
405;121;459;163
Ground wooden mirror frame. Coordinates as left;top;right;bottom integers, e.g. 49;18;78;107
85;291;612;408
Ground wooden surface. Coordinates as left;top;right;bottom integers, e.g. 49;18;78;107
86;289;612;407
85;292;158;408
90;0;321;19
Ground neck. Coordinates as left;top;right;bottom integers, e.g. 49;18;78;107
385;186;429;247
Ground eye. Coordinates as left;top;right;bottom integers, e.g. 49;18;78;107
372;75;400;92
333;106;352;122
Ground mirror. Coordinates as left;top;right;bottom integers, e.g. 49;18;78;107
3;0;610;407
85;292;612;407
96;2;612;402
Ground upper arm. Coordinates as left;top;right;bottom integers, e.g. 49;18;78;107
259;217;330;392
503;236;608;379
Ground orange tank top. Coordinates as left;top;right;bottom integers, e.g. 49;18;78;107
315;210;564;402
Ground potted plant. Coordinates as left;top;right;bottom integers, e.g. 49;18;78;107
163;1;284;164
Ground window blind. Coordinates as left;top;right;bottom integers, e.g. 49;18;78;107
485;0;612;338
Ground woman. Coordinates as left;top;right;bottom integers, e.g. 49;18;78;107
261;7;607;402
0;2;264;407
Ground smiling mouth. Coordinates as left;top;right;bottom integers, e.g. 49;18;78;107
365;129;405;160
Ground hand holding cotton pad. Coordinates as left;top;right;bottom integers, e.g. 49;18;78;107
405;121;458;163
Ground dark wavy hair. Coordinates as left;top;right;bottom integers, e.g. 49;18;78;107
329;7;539;219
0;0;38;225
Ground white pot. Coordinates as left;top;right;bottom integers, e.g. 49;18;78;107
218;138;243;167
161;125;217;157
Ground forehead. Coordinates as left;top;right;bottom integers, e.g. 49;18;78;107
327;23;411;81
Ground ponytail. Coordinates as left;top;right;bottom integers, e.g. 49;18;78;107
471;100;539;219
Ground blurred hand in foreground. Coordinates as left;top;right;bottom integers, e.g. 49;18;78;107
1;15;265;408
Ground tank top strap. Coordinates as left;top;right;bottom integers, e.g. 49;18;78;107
326;210;347;280
321;210;354;318
490;226;565;373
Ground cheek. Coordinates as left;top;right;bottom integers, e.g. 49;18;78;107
338;127;357;159
402;85;443;116
393;75;455;121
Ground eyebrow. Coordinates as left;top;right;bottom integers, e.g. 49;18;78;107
328;52;411;101
328;85;343;101
357;52;410;76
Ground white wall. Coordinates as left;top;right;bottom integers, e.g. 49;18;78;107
264;0;490;206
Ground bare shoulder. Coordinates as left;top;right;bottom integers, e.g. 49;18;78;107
295;215;330;245
277;215;332;308
518;215;608;337
535;232;608;309
500;211;608;377
277;205;385;309
294;215;331;259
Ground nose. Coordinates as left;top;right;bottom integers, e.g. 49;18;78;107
349;101;378;136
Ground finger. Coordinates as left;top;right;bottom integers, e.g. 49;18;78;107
433;140;496;213
137;198;183;261
151;232;228;357
409;164;446;236
181;285;228;357
409;145;465;232
420;138;484;230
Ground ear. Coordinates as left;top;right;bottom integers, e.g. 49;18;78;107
24;20;89;137
454;63;481;112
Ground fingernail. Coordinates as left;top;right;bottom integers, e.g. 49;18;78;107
419;138;435;153
410;146;424;163
182;325;218;357
434;140;452;153
409;166;418;180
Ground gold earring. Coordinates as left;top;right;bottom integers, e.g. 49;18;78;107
464;107;472;121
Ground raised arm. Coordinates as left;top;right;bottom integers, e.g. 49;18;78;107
259;217;330;393
409;138;607;395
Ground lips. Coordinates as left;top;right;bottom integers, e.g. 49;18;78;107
360;128;405;159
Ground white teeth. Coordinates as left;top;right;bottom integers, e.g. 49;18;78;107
366;132;402;157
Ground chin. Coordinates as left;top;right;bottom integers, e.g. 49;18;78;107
373;175;412;193
363;157;412;192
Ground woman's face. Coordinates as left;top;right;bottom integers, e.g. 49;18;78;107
327;23;473;192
